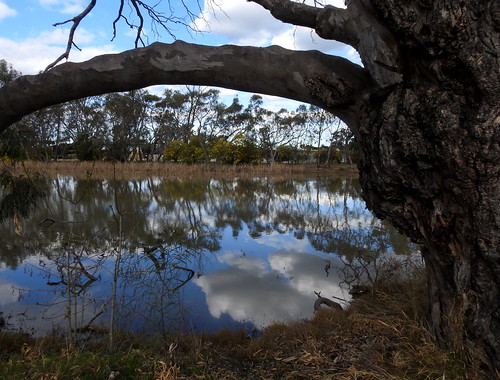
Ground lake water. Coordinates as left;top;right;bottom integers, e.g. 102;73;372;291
0;175;416;337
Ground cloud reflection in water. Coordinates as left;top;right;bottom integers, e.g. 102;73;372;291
194;249;350;328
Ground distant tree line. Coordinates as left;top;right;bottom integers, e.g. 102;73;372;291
0;60;358;165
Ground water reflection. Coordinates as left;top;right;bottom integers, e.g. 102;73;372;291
0;175;416;337
195;249;349;328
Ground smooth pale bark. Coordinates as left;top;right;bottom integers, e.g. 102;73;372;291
0;0;499;375
0;42;371;133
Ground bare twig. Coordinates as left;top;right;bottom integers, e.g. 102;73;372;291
44;0;97;72
130;0;146;48
73;304;106;332
112;0;125;42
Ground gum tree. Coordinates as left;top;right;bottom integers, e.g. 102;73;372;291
0;0;499;374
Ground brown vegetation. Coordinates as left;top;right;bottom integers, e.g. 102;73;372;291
6;161;358;180
0;269;481;379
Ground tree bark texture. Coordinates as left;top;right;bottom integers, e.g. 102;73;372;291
358;1;500;374
0;0;499;375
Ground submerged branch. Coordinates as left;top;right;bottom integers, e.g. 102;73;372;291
171;264;195;292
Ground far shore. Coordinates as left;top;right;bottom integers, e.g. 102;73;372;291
6;160;359;180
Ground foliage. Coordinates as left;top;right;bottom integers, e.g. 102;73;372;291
0;170;48;223
228;134;261;164
1;60;359;165
74;133;99;161
0;59;20;87
163;139;205;163
209;138;235;164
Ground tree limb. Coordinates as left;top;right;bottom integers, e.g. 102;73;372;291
249;0;402;87
248;0;321;31
248;0;359;47
130;0;146;48
0;41;372;132
44;0;97;72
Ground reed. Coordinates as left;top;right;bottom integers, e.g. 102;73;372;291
8;160;358;180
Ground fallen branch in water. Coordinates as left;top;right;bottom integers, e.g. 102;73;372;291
314;291;344;311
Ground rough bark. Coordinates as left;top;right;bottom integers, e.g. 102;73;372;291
355;1;500;375
0;0;499;375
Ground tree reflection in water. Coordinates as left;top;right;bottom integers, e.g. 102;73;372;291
0;175;417;340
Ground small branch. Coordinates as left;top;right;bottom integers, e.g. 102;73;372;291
112;0;125;42
171;264;195;291
73;304;106;333
130;0;145;48
44;0;97;72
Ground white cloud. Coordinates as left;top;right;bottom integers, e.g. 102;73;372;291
0;1;16;21
270;26;350;55
0;28;117;74
0;282;17;305
194;0;288;46
193;0;355;61
195;263;312;327
268;250;349;303
217;250;267;273
346;46;362;65
37;27;95;45
39;0;86;14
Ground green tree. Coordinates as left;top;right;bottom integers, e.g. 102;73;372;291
275;145;301;163
64;97;107;161
210;138;236;164
0;59;20;87
257;107;306;164
231;134;261;165
74;132;98;161
104;90;150;161
306;106;341;166
163;140;187;162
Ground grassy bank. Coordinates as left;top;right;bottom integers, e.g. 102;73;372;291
0;272;479;380
6;160;358;180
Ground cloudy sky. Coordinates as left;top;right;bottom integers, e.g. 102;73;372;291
0;0;357;108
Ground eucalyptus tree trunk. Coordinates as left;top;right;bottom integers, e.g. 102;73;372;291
354;3;500;373
0;0;498;374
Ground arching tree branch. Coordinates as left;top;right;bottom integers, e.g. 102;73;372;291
0;41;372;133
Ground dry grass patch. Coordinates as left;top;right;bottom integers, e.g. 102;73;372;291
8;160;358;180
0;288;481;379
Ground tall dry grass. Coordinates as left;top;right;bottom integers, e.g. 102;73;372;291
7;160;358;180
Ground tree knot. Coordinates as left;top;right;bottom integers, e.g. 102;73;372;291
305;74;354;109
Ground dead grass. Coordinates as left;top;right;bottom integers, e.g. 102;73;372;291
6;160;358;180
0;283;481;379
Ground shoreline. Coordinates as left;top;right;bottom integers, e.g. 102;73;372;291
6;160;359;180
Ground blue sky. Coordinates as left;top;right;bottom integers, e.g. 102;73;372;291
0;0;358;109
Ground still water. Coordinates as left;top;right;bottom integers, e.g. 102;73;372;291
0;175;415;336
